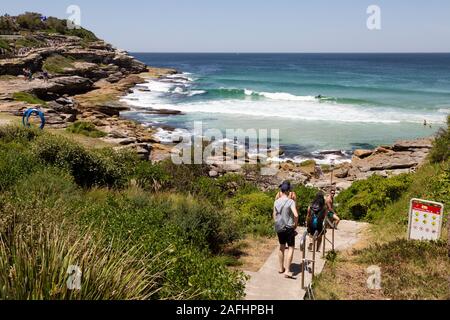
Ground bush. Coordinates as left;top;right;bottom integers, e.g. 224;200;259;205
0;125;41;144
43;54;75;74
134;161;171;192
32;134;137;188
0;143;39;192
165;195;240;253
16;12;45;31
77;191;246;299
430;115;450;164
66;122;107;138
336;174;413;221
229;192;274;236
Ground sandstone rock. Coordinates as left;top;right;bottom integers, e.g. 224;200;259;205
60;113;77;122
145;109;183;116
137;135;160;144
94;102;130;117
47;101;77;114
267;148;285;158
117;137;137;145
354;149;374;159
336;181;353;191
393;138;433;151
353;151;419;171
335;168;349;179
31;76;93;98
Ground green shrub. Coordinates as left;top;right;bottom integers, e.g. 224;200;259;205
165;195;240;253
229;192;274;236
16;12;45;30
0;39;10;51
12;92;46;105
43;54;75;74
0;125;41;143
430;115;450;164
32;134;137;188
66;122;107;138
66;28;98;42
134;161;171;192
336;174;413;221
0;143;39;192
77;191;246;300
0;16;18;32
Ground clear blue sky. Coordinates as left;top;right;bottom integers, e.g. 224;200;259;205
2;0;450;52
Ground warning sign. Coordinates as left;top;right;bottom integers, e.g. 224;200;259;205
408;199;444;241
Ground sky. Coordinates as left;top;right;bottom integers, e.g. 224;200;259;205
2;0;450;52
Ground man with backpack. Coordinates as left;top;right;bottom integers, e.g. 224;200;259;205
273;182;299;279
306;192;327;252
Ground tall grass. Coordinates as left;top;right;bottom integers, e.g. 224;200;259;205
0;223;166;300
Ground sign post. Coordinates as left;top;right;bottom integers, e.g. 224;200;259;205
407;199;444;241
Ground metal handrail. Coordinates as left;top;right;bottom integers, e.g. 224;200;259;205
301;218;336;292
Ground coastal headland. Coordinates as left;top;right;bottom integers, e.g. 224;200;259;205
0;18;435;193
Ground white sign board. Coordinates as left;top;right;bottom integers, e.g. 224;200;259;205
408;199;444;241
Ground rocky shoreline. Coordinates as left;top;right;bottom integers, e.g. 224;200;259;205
0;29;436;192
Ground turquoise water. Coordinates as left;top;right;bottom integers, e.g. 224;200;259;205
122;53;449;161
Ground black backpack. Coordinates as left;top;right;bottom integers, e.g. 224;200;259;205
309;203;324;232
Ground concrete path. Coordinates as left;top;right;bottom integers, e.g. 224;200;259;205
245;220;369;300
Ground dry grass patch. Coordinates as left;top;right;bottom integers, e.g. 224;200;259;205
224;235;278;273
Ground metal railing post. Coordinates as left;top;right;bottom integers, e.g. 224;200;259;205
312;231;318;278
332;225;335;251
301;232;307;289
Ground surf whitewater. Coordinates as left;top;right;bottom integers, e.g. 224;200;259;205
120;53;449;163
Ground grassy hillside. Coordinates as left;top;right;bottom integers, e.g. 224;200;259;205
314;116;450;300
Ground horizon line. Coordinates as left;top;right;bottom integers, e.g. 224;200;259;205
128;51;450;54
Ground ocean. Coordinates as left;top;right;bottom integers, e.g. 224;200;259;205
121;53;450;163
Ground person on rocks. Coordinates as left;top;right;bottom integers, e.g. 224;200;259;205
273;182;299;279
42;70;49;82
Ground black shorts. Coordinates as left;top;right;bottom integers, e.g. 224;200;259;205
277;228;296;247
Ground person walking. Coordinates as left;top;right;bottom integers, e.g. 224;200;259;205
273;183;299;279
306;192;327;252
275;181;297;201
326;189;341;229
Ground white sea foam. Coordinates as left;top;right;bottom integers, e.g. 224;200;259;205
122;78;447;125
258;91;317;102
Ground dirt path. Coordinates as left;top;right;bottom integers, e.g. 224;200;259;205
244;220;369;300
